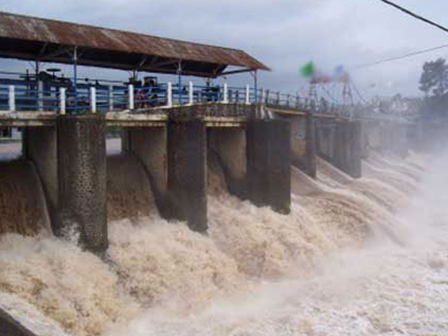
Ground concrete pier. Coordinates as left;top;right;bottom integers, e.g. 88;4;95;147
290;117;307;173
334;121;362;178
246;120;291;214
168;120;207;232
363;121;409;157
305;112;317;178
316;120;362;178
390;123;409;158
3;102;416;253
57;115;107;253
289;113;316;178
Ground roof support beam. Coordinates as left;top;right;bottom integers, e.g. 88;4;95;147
218;68;252;77
137;55;149;69
150;58;179;68
38;43;49;57
147;56;159;66
40;45;74;60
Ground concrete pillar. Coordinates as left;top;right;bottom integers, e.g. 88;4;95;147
392;124;409;157
351;121;362;178
334;121;362;178
23;127;59;231
57;115;107;254
315;119;336;162
122;126;168;215
305;111;316;178
290;115;316;178
360;121;369;159
290;117;307;173
168;120;207;232
407;122;420;152
246;120;291;214
208;127;247;199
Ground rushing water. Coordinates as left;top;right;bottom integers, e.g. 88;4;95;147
0;141;447;336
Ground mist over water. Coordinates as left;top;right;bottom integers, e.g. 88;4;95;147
0;141;447;336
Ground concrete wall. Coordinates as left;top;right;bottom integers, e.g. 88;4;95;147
305;112;317;178
207;127;247;198
23;127;58;230
316;119;362;178
168;120;207;232
246;120;291;214
0;161;51;236
106;154;158;221
289;113;316;178
23;117;108;254
334;121;362;178
290;117;307;170
315;119;337;162
57;115;108;254
362;121;409;157
122;127;168;215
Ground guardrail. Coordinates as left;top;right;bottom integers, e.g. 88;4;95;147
0;81;261;114
0;81;414;123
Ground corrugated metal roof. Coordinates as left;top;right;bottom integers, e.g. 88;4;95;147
0;11;270;77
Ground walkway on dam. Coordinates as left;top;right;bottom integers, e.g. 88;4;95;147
0;77;410;128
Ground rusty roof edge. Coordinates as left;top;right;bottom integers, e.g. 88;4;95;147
239;51;271;72
0;10;270;71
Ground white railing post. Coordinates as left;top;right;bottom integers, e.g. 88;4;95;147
128;84;134;110
60;88;66;115
266;89;270;105
188;81;194;105
260;89;264;105
245;84;250;104
108;85;114;111
38;80;43;112
167;82;173;107
223;83;229;103
277;91;281;105
90;87;96;113
287;94;290;107
296;93;300;107
8;85;15;112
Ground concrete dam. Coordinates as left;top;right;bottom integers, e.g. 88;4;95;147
0;10;444;336
0;101;420;336
0;103;406;248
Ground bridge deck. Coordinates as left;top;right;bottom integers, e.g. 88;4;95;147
0;102;251;128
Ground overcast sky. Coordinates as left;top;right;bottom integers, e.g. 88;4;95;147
0;0;447;100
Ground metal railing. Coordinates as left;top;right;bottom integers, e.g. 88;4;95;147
0;80;413;123
0;81;260;114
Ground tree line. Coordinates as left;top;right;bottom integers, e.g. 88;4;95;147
419;58;448;117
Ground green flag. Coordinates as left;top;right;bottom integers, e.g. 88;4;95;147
300;62;315;78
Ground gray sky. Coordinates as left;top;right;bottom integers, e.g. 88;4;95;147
0;0;447;100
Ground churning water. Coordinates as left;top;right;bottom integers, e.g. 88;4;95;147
0;141;447;336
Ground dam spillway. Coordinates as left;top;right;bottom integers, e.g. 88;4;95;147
0;160;50;236
0;140;435;336
0;10;442;336
0;97;425;336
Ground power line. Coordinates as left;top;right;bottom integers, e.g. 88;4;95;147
376;0;448;34
355;1;448;69
356;43;448;69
